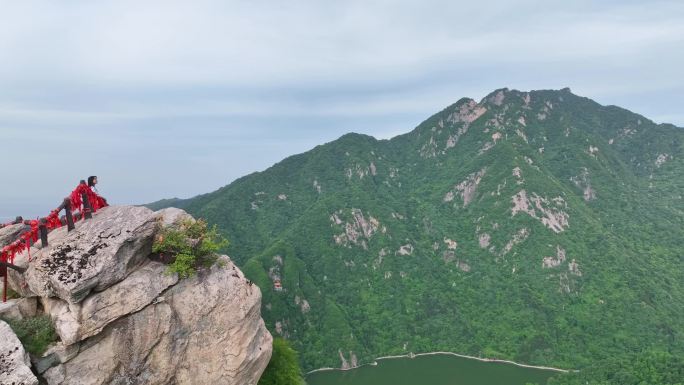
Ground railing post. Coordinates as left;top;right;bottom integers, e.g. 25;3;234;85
80;180;92;219
81;192;92;220
40;218;49;247
64;198;75;231
2;273;6;303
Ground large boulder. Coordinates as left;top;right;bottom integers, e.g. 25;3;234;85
164;256;272;385
43;256;272;385
32;342;79;375
25;206;158;303
8;206;273;385
0;298;37;320
0;223;27;247
0;320;39;385
7;248;37;298
154;207;193;227
44;260;178;345
0;301;23;320
1;223;37;298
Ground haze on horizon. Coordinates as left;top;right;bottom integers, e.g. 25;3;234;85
1;0;682;219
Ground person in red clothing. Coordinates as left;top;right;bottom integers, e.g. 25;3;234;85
87;176;108;209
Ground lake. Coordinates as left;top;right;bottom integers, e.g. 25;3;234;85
306;353;558;385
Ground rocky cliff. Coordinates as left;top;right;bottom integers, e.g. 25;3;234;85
0;206;272;385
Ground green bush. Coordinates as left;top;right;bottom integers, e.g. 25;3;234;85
152;219;228;278
258;338;306;385
3;315;58;355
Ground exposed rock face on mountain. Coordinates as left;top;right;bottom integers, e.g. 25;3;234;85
149;88;684;372
2;205;272;385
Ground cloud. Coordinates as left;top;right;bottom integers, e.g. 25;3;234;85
0;0;682;217
1;1;682;88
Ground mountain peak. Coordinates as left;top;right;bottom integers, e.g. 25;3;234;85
481;87;510;105
479;87;575;107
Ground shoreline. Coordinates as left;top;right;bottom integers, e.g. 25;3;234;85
306;351;575;375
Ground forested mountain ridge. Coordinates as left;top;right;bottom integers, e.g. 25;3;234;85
149;88;684;372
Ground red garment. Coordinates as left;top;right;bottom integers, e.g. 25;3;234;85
70;183;108;214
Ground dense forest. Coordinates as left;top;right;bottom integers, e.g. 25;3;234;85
150;88;684;381
548;351;683;385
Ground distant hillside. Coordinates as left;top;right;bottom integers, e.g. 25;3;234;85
149;88;684;373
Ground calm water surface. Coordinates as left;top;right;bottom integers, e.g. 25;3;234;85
306;354;556;385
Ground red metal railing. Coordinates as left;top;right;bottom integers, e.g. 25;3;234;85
1;180;107;302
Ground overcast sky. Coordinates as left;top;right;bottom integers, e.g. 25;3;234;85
1;0;682;219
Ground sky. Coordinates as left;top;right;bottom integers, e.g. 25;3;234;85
1;0;683;219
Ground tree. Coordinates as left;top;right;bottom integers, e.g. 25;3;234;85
259;338;306;385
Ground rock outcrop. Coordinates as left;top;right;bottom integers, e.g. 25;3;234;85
0;223;27;247
1;223;37;298
1;205;272;385
42;256;271;385
42;260;179;345
6;247;35;299
0;297;37;320
0;320;39;385
26;205;158;304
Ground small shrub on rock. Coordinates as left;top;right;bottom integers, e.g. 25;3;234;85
153;219;228;278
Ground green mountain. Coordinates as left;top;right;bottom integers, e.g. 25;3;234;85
149;88;684;373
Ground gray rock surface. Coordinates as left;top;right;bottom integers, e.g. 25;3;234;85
154;207;193;227
44;260;178;345
0;223;27;248
44;256;272;385
16;297;38;318
7;248;37;298
1;223;38;298
0;300;23;320
0;298;36;320
31;342;79;374
8;206;272;385
0;320;39;385
25;206;158;303
166;256;272;385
